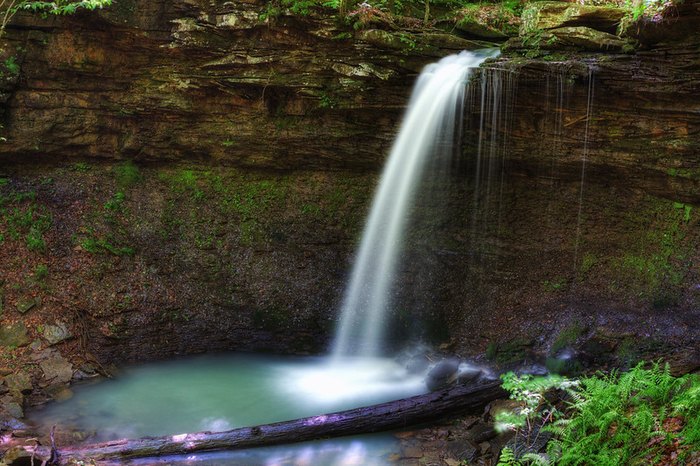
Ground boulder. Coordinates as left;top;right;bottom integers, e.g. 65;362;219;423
40;355;74;384
426;359;460;391
0;323;30;348
42;322;73;346
15;296;40;314
549;26;628;52
45;384;74;401
457;366;483;384
0;396;23;418
520;2;626;35
4;372;32;393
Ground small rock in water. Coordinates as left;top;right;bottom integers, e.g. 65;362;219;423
426;358;460;391
45;384;73;401
40;355;73;384
1;417;28;431
457;366;482;385
0;397;24;418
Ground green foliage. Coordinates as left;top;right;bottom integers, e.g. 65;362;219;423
3;56;19;75
498;363;700;465
72;162;91;172
500;372;572;414
80;235;134;255
551;323;586;353
318;91;337;109
261;0;524;25
258;0;331;19
497;446;519;466
114;160;141;187
0;189;51;253
610;197;694;306
76;190;134;256
457;1;521;35
33;263;48;281
552;362;699;464
162;169;204;201
1;1;112;39
103;191;125;212
617;0;682;34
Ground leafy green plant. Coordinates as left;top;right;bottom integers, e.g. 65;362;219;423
497;447;519;466
163;169;205;201
114;160;141;187
318;91;337;109
496;372;575;433
551;362;700;465
80;235;134;255
33;263;48;281
3;56;19;74
0;190;51;252
76;188;134;256
1;1;112;39
497;363;700;465
72;161;91;172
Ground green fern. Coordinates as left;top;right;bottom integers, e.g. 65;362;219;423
498;362;700;465
497;447;520;466
521;453;552;466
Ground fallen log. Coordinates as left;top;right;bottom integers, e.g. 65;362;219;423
16;381;506;465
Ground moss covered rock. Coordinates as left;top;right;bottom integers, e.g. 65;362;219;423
0;323;29;348
521;1;625;35
549;26;628;52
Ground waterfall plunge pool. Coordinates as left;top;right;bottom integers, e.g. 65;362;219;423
27;49;503;465
30;353;430;465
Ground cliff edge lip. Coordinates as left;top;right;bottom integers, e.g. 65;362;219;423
0;0;500;170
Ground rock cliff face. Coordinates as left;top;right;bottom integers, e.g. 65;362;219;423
0;0;699;418
0;0;484;169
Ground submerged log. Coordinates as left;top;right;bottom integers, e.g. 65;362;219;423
17;381;505;465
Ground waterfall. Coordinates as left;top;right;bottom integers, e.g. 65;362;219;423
332;49;499;358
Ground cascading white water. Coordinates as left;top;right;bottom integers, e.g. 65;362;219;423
333;49;499;358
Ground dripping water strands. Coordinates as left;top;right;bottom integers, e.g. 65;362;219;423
573;67;595;276
543;71;569;238
465;66;517;270
332;49;499;359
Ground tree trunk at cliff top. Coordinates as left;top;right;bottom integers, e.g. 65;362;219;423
21;382;505;464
